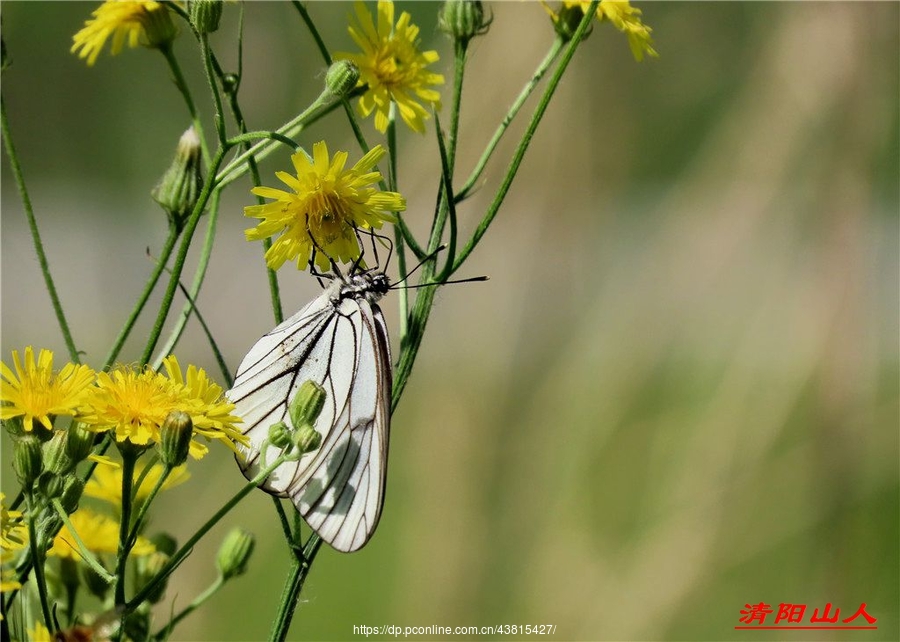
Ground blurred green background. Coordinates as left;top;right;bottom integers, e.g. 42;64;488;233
1;1;897;640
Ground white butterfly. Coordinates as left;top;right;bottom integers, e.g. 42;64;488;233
226;270;392;552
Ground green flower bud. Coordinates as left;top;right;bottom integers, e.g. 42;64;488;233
292;424;322;455
60;557;80;594
37;471;64;499
13;434;43;486
548;3;591;43
289;380;326;429
82;563;112;600
149;531;178;554
66;422;96;463
216;528;255;581
152;127;204;231
439;0;491;46
188;0;223;34
60;477;85;515
135;551;170;604
43;430;73;475
142;3;177;50
158;410;193;467
268;421;292;449
325;60;360;98
122;611;150;642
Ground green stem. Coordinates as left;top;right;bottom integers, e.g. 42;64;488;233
161;45;212;168
103;224;179;370
26;493;53;630
151;190;222;369
126;465;172;549
268;535;323;642
140;148;227;365
114;451;137;606
455;38;564;202
385;109;409;338
51;499;115;584
152;575;224;640
124;451;293;611
1;96;80;363
452;26;590;273
200;34;227;146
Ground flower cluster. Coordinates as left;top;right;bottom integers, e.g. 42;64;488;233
1;348;244;460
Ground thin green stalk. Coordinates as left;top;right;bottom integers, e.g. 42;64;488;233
386;110;409;337
124;451;294;611
151;190;222;369
126;465;172;550
269;535;323;642
103;224;179;370
452;19;593;273
455;38;564;202
221;89;284;325
51;499;115;584
394;6;597;409
140;148;227;365
161;45;212;168
114;452;137;606
152;575;224;640
1;96;80;363
26;494;53;630
200;34;227;146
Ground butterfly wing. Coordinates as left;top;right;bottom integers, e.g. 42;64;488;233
227;288;391;552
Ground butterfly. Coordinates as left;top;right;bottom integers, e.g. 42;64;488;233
226;269;392;552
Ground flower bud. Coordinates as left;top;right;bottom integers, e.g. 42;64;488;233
325;60;361;98
66;422;96;463
189;0;223;34
43;430;73;475
547;2;591;42
60;477;85;515
37;471;64;500
289;380;326;430
149;532;178;556
135;551;170;604
14;434;43;486
268;421;292;449
439;0;491;46
292;424;322;455
142;3;177;50
60;557;80;594
82;564;112;599
216;528;255;580
158;410;193;467
152;127;204;231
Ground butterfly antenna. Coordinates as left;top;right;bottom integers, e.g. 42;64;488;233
392;243;448;287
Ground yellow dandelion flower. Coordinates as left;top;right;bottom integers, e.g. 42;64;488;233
48;509;155;559
71;0;176;67
336;0;444;133
27;622;51;642
0;347;96;433
80;365;174;447
1;568;21;594
161;356;246;458
544;1;658;61
85;462;189;506
80;357;243;459
244;141;406;271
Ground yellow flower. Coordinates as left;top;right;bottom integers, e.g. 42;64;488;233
545;1;658;61
1;494;27;596
48;509;155;559
71;0;176;66
244;141;406;271
336;0;444;133
0;347;96;433
27;622;51;642
79;357;244;459
85;462;190;506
